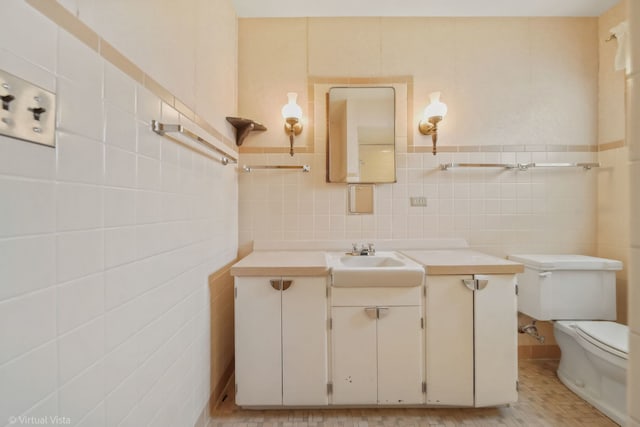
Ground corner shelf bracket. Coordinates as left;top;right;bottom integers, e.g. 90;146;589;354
226;116;267;146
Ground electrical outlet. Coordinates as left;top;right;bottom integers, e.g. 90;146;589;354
410;197;427;207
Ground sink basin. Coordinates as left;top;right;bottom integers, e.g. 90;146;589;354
337;255;404;268
327;251;425;287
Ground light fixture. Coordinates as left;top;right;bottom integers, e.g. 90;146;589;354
418;91;448;155
281;92;303;156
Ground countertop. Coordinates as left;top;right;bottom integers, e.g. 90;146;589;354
230;251;330;277
401;250;524;275
231;249;523;277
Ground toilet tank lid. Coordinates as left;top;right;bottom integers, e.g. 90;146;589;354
575;321;628;356
507;254;622;271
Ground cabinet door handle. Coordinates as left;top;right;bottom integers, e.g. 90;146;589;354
364;307;377;319
270;279;282;291
282;280;293;291
463;279;476;291
476;279;489;290
377;307;390;319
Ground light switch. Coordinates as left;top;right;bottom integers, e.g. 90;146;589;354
0;69;56;147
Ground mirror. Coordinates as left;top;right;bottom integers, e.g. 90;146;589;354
327;87;396;183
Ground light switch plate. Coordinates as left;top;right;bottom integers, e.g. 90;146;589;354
0;69;56;147
410;197;427;207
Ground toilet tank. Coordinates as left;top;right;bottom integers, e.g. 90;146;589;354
507;254;622;321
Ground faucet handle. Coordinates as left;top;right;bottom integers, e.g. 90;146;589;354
351;243;359;255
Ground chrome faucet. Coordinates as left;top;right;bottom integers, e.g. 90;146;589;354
350;243;376;256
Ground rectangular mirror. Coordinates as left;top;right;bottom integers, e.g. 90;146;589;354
327;87;396;183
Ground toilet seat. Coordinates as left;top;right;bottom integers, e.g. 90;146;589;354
574;321;628;360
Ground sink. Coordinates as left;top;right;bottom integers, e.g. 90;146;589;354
337;255;404;268
327;251;425;287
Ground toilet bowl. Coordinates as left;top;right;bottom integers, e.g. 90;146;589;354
554;320;628;426
507;254;627;426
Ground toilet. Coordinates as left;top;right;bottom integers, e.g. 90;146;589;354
507;254;628;426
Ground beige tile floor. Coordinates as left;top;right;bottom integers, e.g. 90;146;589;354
208;360;617;427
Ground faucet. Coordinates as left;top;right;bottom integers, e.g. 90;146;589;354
351;243;375;256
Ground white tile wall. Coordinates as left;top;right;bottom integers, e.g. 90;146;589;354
57;78;104;142
105;104;137;152
0;342;58;424
0;1;57;73
56;132;105;185
58;360;105;424
56;183;103;231
0;178;56;238
0;3;237;427
0;134;56;180
58;317;105;384
239;150;598;257
56;273;104;335
0;235;56;300
104;188;136;227
104;63;135;114
0;289;56;365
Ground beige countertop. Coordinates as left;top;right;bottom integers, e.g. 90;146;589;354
230;251;330;277
401;250;524;275
231;249;523;277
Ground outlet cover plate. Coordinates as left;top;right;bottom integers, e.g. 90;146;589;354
0;69;56;147
410;197;427;207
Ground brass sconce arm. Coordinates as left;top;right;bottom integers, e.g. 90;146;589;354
284;118;302;156
418;115;443;155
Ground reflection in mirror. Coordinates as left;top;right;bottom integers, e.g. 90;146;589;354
327;87;396;183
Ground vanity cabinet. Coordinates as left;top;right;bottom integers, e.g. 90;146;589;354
330;287;423;405
425;274;518;407
234;276;328;406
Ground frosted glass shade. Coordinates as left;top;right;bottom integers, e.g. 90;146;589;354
281;92;302;121
423;91;447;119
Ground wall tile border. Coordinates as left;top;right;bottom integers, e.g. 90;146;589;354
24;0;237;154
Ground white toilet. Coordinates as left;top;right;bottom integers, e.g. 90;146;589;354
508;254;628;426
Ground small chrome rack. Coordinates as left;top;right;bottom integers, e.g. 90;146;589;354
151;120;238;166
439;162;600;171
242;165;310;172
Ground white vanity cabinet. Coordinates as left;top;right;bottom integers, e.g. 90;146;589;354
330;287;424;405
425;274;518;407
234;276;328;406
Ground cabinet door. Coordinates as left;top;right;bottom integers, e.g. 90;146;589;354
282;277;328;405
331;306;378;404
426;275;474;406
474;274;518;407
234;277;282;406
377;306;423;404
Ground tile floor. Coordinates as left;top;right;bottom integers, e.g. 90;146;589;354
208;360;617;427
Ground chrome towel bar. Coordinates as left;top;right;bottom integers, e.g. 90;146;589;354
440;162;600;171
151;120;238;165
242;165;310;172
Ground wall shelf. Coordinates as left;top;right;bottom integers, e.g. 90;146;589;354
226;116;267;146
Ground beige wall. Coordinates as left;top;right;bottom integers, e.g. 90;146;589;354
597;1;630;325
627;0;640;424
238;17;599;258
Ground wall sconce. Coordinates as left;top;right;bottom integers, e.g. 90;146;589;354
281;92;303;156
418;91;448;155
